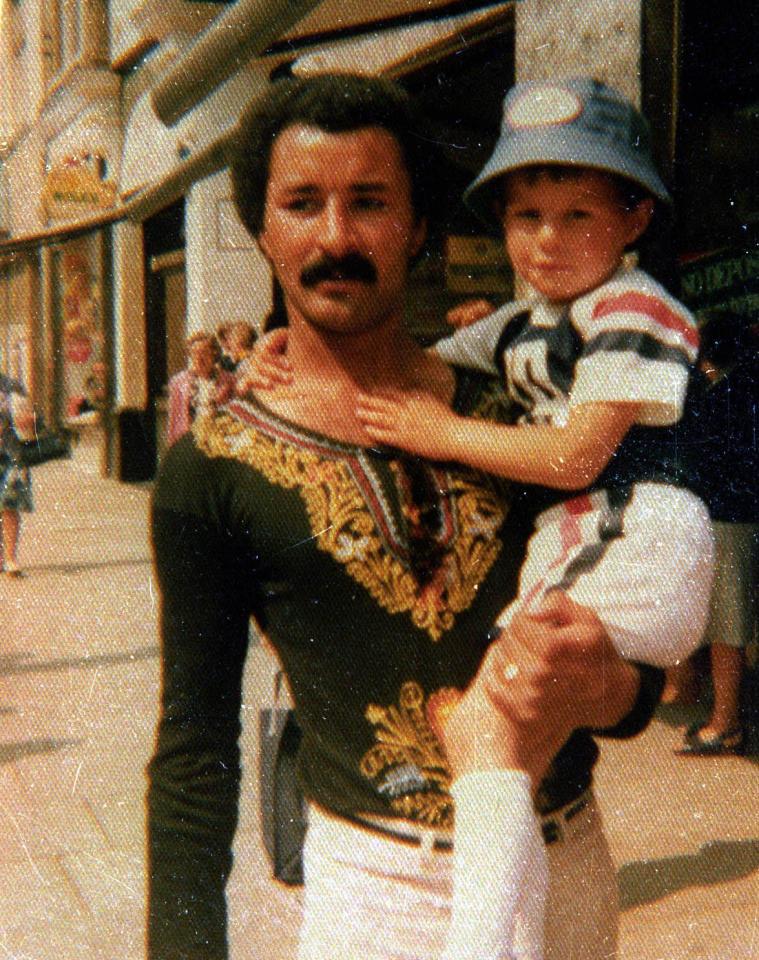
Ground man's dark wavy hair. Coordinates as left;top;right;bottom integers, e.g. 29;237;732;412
228;74;431;236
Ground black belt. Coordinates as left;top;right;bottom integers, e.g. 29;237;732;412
351;791;592;851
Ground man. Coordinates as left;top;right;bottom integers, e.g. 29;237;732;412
147;74;662;960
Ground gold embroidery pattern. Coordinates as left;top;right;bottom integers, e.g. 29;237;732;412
195;411;506;641
361;682;456;827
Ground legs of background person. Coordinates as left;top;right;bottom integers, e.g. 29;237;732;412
298;801;617;960
688;521;758;744
703;643;745;737
1;508;20;572
662;658;701;705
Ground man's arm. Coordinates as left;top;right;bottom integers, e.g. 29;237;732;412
148;475;255;960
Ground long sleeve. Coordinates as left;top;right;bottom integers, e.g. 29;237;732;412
147;495;255;960
592;662;665;740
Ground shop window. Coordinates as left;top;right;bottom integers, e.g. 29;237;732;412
676;2;759;328
51;233;107;422
402;31;515;343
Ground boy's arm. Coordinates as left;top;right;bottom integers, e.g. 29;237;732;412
357;390;640;490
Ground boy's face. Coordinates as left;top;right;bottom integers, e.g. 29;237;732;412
501;169;653;303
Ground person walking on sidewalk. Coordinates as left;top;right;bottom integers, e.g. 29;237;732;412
0;374;34;577
676;314;758;755
146;75;671;960
166;332;236;447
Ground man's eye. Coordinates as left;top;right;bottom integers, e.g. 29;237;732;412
286;198;319;212
354;197;386;211
567;209;591;221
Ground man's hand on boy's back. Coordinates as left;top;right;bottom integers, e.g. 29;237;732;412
235;327;292;394
446;298;494;329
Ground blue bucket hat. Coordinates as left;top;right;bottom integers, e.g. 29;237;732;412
465;77;671;223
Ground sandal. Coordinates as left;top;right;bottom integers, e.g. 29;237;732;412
676;724;744;756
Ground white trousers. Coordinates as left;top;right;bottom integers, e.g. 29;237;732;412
297;797;617;960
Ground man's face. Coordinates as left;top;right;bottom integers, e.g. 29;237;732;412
257;125;425;335
501;169;653;303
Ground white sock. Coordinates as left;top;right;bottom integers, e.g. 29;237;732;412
442;770;547;960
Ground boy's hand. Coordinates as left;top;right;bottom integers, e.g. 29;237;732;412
356;390;463;460
235;328;292;395
446;299;494;329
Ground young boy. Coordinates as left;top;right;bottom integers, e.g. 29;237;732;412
356;78;714;959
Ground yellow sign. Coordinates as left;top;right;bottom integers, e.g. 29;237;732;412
42;157;117;220
445;235;511;295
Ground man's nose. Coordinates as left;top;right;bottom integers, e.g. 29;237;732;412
319;199;356;255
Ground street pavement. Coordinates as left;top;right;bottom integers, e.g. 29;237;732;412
1;448;757;959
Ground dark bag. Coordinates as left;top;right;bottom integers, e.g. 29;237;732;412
19;428;72;466
258;671;306;886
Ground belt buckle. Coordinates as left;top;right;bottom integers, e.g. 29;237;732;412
542;790;590;845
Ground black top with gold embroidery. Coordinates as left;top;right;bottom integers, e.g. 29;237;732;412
147;371;662;958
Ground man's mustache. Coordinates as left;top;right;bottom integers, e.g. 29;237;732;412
300;254;377;287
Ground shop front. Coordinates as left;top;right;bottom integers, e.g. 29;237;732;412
113;1;518;479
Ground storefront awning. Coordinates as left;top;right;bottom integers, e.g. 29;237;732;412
120;3;513;215
0;207;125;257
290;4;513;78
151;0;512;126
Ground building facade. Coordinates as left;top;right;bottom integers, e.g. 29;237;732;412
0;0;755;479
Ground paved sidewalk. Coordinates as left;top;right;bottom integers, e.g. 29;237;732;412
1;452;756;959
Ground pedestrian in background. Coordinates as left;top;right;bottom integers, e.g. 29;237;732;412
0;374;35;577
166;331;235;447
676;314;758;755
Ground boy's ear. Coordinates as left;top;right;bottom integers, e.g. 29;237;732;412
627;197;655;244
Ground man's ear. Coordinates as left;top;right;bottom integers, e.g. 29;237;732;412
256;229;271;262
627;198;655;244
410;216;427;259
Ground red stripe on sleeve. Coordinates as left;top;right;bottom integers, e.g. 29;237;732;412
592;292;700;350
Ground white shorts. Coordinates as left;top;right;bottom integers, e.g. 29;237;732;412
498;483;714;668
298;797;617;960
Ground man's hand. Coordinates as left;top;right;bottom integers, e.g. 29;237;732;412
446;299;495;329
490;592;639;751
443;591;640;785
235;328;292;394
